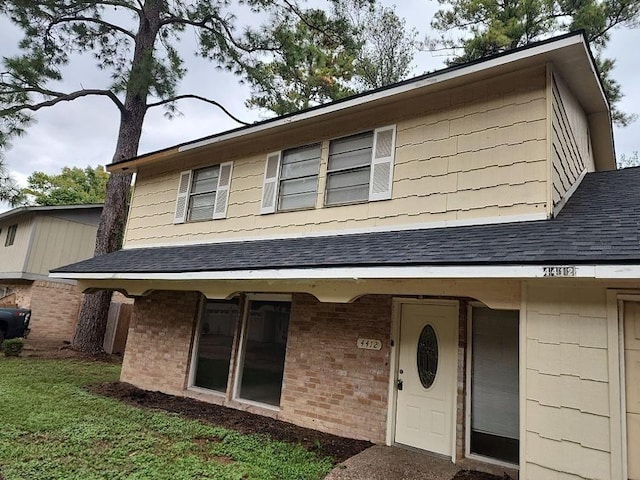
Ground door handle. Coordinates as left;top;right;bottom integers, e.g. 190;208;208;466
397;379;403;391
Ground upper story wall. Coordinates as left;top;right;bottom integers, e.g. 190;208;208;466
125;66;549;247
0;215;33;275
26;212;99;276
550;69;596;211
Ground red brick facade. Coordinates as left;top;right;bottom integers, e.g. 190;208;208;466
120;290;201;394
279;294;392;442
1;280;83;342
119;291;478;448
120;291;393;442
456;301;469;461
29;281;82;342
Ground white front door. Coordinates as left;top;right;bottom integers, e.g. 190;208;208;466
395;302;458;457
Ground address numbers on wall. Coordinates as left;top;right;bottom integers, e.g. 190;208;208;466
357;338;382;350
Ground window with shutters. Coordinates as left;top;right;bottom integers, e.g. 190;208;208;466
326;132;373;206
277;144;321;211
174;161;233;224
187;166;220;221
325;125;396;206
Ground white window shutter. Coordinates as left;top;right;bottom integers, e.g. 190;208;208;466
260;152;282;214
369;125;396;201
213;161;233;219
173;170;192;224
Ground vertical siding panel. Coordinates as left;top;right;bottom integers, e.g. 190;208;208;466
27;217;98;276
550;71;595;211
0;216;33;273
524;284;615;479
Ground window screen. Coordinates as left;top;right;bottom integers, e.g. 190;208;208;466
326;132;373;206
188;165;219;221
278;144;321;211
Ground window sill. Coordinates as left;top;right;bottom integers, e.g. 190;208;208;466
229;397;281;413
276;205;317;214
323;199;369;208
185;217;223;224
183;387;226;406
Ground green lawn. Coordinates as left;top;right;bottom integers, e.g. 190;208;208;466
0;358;333;480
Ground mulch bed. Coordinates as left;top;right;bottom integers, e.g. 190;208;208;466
89;381;372;463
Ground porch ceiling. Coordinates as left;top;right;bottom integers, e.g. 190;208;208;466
52;168;640;278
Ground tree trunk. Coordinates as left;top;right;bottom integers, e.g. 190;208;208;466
72;0;161;354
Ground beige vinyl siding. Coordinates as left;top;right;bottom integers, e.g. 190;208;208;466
25;216;98;276
524;284;613;480
125;67;548;246
0;217;33;274
550;71;595;208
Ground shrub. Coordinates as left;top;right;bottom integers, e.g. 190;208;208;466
2;338;25;357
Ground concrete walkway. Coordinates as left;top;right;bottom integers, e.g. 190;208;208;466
324;445;461;480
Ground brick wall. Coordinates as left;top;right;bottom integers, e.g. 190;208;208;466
456;301;469;461
279;294;392;442
28;280;82;342
0;282;32;309
120;290;201;395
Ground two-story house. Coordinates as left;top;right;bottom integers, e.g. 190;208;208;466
53;32;640;479
0;204;102;342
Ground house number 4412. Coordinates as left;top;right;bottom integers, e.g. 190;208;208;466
357;338;382;350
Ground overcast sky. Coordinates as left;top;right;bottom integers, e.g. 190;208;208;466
0;0;638;202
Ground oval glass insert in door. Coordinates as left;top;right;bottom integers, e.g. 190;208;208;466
417;324;438;389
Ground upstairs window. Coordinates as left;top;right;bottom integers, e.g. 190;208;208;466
325;125;396;206
188;166;219;221
260;143;321;214
326;132;373;206
5;224;17;247
173;162;234;224
278;144;321;211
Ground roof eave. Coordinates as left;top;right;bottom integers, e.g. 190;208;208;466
108;32;612;173
50;264;640;281
0;203;103;223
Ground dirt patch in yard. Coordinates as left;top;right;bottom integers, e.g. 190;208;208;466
89;381;372;463
21;340;122;363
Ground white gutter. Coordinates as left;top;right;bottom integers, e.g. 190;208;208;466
50;264;640;281
178;35;584;154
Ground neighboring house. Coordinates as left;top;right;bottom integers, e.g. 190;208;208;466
53;32;640;479
0;204;102;342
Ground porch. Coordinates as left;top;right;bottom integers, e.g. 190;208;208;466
66;277;627;478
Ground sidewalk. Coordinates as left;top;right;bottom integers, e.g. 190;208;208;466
324;445;462;480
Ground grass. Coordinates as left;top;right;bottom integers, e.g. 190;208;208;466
0;358;334;480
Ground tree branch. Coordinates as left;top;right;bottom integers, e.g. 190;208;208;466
160;15;278;53
1;89;126;116
146;94;250;125
278;0;343;44
93;1;142;14
47;16;136;39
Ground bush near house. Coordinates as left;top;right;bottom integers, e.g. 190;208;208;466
1;338;24;356
0;358;333;480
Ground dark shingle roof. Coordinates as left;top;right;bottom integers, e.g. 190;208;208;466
53;167;640;275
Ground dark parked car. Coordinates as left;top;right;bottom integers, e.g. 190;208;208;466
0;308;31;343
